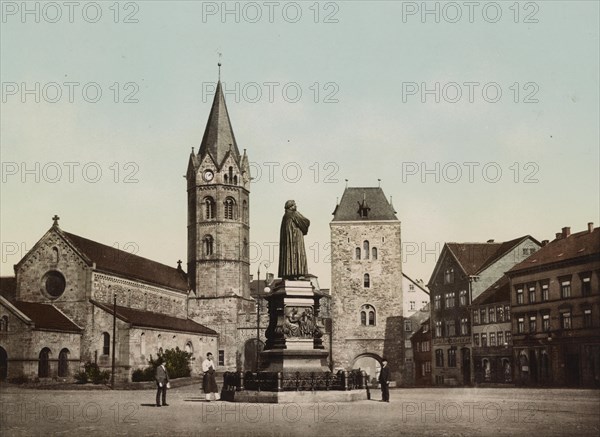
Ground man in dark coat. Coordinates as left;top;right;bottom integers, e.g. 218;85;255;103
155;361;169;407
278;200;310;280
378;358;390;402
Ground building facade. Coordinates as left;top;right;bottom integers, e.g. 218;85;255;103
330;187;404;384
507;224;600;387
429;236;540;385
401;274;430;385
411;318;432;386
471;276;513;384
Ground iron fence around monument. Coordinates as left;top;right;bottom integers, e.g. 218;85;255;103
222;369;367;392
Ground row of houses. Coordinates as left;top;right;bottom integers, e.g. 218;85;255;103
412;223;600;387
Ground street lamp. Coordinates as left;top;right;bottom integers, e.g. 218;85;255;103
111;293;117;389
255;261;270;372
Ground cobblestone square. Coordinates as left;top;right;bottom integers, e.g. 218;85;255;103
1;386;599;436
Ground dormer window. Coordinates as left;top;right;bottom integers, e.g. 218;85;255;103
357;198;370;218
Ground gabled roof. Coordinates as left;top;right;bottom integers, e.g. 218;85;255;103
402;273;430;295
10;300;82;333
478;236;539;272
472;275;510;306
446;235;536;276
198;81;240;168
331;187;398;221
90;300;217;335
62;231;189;292
508;227;600;274
445;242;503;276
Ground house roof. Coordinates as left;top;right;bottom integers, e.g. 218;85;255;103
0;276;17;301
446;236;535;276
62;231;189;292
332;187;398;221
472;275;510;306
402;273;430;295
11;300;82;333
508;227;600;274
198;81;240;168
90;300;217;335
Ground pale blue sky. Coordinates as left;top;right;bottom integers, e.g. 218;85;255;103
1;1;599;287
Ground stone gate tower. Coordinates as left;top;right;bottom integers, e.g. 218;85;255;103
187;79;254;369
330;187;404;383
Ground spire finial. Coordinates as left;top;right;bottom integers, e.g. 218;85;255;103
378;178;381;187
345;179;348;188
217;52;222;81
52;215;60;227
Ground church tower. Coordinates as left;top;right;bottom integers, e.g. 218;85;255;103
186;80;251;298
186;75;255;370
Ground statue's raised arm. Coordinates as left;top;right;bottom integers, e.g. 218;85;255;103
278;200;310;280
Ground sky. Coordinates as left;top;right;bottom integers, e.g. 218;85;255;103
1;1;599;288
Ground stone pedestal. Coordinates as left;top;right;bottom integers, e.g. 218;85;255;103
260;279;329;373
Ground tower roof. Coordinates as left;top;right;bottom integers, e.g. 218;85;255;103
331;187;398;221
198;81;240;167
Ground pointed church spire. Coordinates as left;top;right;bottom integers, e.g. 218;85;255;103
198;71;240;168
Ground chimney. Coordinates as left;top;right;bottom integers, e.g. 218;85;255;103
541;240;549;246
555;233;562;240
487;239;495;243
588;222;594;233
562;227;571;238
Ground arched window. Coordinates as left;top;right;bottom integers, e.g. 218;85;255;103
242;200;248;223
224;174;228;184
363;241;370;259
228;167;234;184
355;247;361;260
58;348;69;377
204;197;215;219
363;273;370;288
140;332;146;356
372;247;378;260
52;247;59;263
102;332;110;356
360;304;376;326
224;197;236;220
38;348;50;378
0;315;7;332
233;175;238;185
243;238;248;258
204;235;214;256
185;341;193;355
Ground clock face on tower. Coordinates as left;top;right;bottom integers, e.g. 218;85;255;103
203;170;214;182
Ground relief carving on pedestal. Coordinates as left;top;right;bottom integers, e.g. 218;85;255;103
283;306;317;339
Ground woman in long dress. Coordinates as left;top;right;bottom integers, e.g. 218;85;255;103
202;352;218;401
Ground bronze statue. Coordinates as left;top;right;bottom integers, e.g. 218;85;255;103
278;200;310;280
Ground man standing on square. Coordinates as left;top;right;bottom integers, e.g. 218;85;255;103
202;352;219;401
378;358;390;402
155;360;169;407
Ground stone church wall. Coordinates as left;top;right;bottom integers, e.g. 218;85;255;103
91;273;187;319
